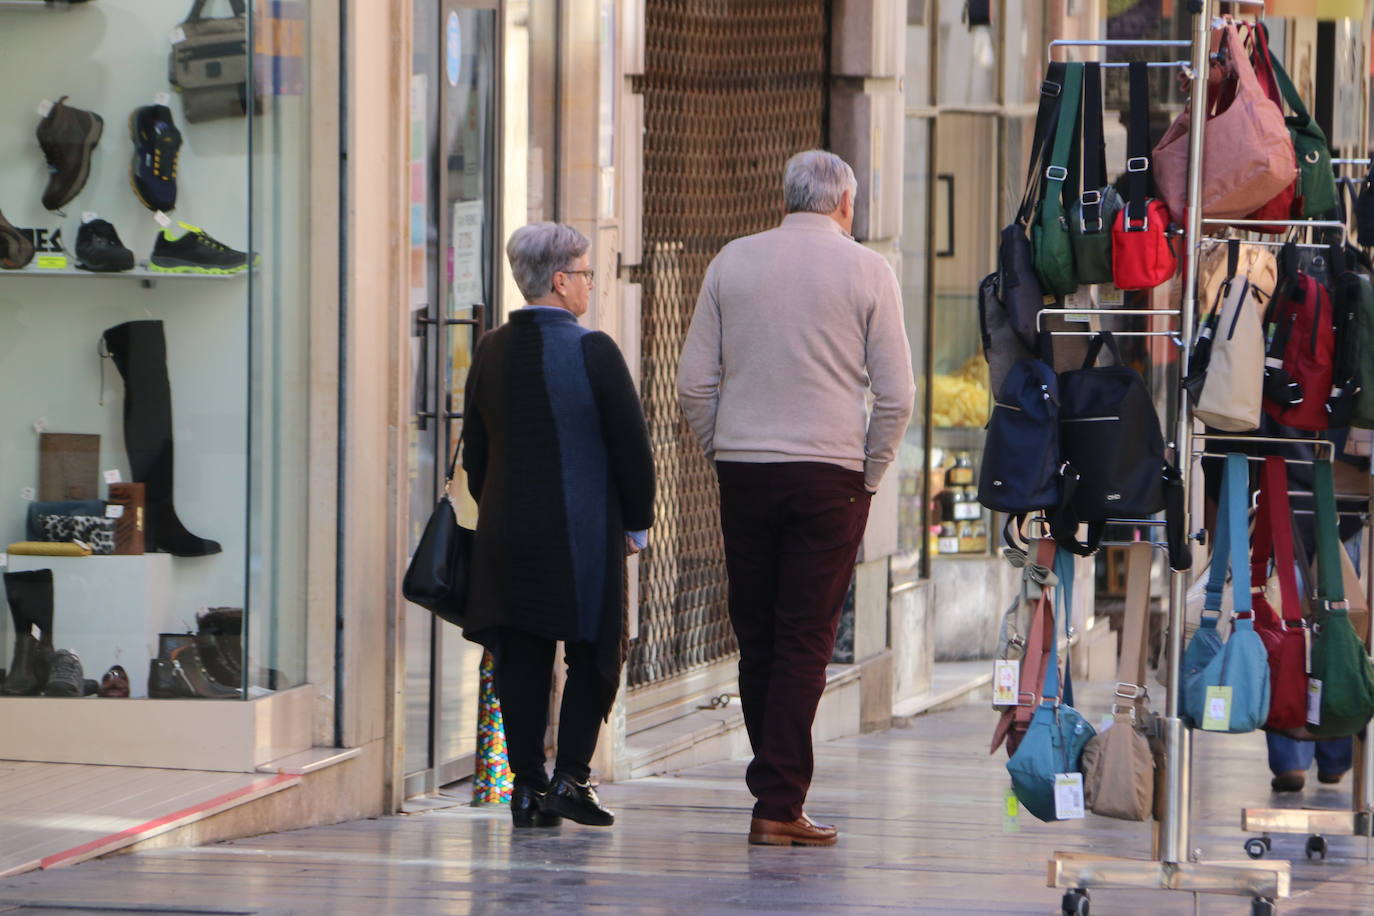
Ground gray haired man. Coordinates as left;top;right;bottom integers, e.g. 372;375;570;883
677;150;915;847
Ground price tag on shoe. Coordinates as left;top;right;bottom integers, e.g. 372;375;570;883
105;504;125;519
36;254;67;270
37;99;53;118
82;212;97;224
1053;773;1086;820
992;659;1019;706
154;211;173;229
1307;679;1323;726
155;92;171;106
20;487;34;502
103;469;122;485
1202;685;1232;731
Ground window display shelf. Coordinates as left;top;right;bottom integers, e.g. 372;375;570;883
0;1;87;9
0;265;246;281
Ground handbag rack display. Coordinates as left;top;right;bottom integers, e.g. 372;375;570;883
1042;3;1298;914
1230;156;1374;864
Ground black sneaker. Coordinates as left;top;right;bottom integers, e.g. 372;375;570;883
150;222;257;275
75;219;135;272
36;95;103;212
129;105;181;213
42;648;84;697
0;209;34;270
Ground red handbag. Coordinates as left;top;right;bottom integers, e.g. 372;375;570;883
1250;456;1309;731
1112;63;1177;291
1241;23;1298;230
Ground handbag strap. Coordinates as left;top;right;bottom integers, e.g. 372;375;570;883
444;430;465;485
1114;542;1153;713
1042;63;1083;217
1043;545;1076;704
1082;329;1123;368
1314;458;1348;612
1123;60;1151;227
1017;62;1070;225
188;0;247;21
1205;453;1252;616
1251;456;1303;628
1264;32;1314;128
1079;62;1108;231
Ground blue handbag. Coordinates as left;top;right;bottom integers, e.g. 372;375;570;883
1007;547;1097;821
1182;453;1271;732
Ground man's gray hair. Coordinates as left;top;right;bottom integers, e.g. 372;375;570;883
506;222;591;301
783;150;858;214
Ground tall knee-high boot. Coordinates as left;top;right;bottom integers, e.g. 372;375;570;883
2;569;54;695
101;320;221;557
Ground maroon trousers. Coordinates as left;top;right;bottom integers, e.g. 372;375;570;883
716;461;872;822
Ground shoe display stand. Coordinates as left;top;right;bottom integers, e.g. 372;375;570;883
7;553;174;698
0;265;242;284
1043;2;1295;914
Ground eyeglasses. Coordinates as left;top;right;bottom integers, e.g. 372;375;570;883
559;268;595;286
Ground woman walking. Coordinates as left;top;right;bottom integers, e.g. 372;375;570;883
461;222;655;828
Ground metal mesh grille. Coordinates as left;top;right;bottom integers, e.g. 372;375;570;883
628;0;828;687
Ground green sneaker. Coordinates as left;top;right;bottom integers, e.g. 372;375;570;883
149;222;257;275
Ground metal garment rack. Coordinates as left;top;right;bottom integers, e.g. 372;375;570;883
1044;5;1294;914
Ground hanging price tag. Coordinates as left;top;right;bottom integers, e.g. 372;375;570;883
1054;773;1086;819
1202;685;1232;731
1099;284;1125;307
992;659;1019;706
1002;786;1021;833
103;469;122;485
1307;679;1323;726
37;99;53;118
170;26;187;44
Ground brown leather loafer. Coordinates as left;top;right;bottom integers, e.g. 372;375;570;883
748;813;838;847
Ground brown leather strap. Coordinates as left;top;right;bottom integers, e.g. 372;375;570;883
990;537;1058;754
1115;543;1153;712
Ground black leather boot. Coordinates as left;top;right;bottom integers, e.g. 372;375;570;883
2;632;46;695
542;772;615;826
510;784;562;828
148;645;241;699
101;320;220;557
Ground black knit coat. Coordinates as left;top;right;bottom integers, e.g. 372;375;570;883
461;307;655;717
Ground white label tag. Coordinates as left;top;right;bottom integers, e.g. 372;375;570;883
1054;773;1086;820
1099;284;1125;307
81;212;97;224
992;659;1019;706
170;26;187;44
31;417;47;434
105;504;124;519
30;623;41;640
103;469;122;485
37;99;53;118
1307;679;1323;726
0;554;8;568
155;91;171;106
1002;786;1020;833
1202;685;1232;731
1099;714;1116;733
154;211;173;228
20;487;35;502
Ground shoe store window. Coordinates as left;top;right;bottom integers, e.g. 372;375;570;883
0;0;311;729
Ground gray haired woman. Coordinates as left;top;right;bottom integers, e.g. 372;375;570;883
460;222;655;828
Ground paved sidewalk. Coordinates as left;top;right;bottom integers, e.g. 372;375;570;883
2;693;1373;915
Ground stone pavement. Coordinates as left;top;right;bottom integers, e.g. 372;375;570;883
2;691;1374;915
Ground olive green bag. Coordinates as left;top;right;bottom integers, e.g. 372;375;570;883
1307;460;1374;739
1069;63;1123;286
1268;48;1337;217
1032;62;1081;296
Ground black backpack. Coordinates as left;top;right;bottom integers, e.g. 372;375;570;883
1051;332;1188;569
978;355;1060;523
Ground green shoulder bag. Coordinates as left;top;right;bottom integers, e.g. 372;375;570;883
1268;46;1337;217
1032;62;1081;296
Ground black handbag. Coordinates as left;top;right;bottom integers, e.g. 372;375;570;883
402;438;474;627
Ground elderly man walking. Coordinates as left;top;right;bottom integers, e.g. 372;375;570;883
677;150;915;847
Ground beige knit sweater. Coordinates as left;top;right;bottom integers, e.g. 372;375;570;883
677;212;916;490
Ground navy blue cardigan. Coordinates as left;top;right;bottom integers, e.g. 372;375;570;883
462;307;655;716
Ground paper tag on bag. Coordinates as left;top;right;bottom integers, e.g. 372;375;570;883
20;487;34;502
1099;284;1125;307
992;659;1019;706
1099;714;1115;733
103;469;122;485
1202;685;1232;731
37;99;53;118
1307;679;1323;726
1002;786;1020;833
170;26;187;44
105;504;124;519
1054;773;1086;820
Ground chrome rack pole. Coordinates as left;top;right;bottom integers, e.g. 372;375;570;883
1159;0;1213;868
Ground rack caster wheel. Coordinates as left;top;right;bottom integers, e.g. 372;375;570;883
1061;888;1089;916
1305;834;1327;860
1251;896;1277;916
1244;836;1270;859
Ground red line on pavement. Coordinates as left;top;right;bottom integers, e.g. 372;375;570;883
40;772;298;869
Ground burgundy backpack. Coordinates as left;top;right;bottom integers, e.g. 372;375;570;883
1263;271;1334;431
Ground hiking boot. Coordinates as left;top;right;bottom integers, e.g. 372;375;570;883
75;219;135;273
149;222;256;275
0;209;34;270
41;648;84;697
129;105;181;213
36;96;104;212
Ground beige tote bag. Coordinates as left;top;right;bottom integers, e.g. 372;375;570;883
1195;242;1275;431
1153;21;1296;222
1082;543;1157;821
